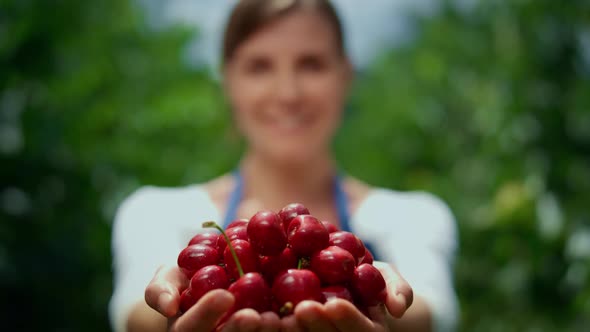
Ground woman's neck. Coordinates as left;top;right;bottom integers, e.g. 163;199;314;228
239;151;337;212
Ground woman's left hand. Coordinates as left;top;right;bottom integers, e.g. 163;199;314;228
280;261;413;332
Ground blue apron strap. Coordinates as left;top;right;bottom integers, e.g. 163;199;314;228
334;174;380;261
222;170;243;229
334;173;351;232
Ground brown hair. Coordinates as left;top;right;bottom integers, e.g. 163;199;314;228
222;0;345;65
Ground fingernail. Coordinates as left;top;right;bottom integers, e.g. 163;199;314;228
396;294;408;312
158;292;173;314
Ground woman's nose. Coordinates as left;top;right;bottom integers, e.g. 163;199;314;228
274;70;301;104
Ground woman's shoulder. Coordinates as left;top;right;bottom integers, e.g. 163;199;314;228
345;177;453;219
364;187;453;217
119;183;208;209
114;181;222;228
352;183;457;238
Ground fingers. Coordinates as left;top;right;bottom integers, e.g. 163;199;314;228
386;291;408;318
171;289;234;332
145;265;190;317
388;263;413;308
219;309;281;332
281;315;306;332
259;311;281;332
294;301;337;332
367;303;388;324
220;308;261;332
324;299;374;331
373;261;414;318
394;275;414;308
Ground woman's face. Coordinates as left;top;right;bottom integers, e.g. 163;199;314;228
224;9;351;165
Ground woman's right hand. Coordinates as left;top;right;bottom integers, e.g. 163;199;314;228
144;265;281;332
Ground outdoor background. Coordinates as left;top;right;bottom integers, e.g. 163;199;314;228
1;0;589;331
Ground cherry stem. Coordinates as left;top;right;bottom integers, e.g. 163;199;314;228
297;258;303;269
280;302;294;316
202;221;244;277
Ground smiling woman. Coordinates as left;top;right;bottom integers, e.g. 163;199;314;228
109;1;459;332
223;1;349;168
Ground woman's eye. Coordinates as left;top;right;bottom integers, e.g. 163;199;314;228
245;59;271;74
299;56;325;72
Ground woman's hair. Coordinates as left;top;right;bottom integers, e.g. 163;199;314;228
222;0;345;65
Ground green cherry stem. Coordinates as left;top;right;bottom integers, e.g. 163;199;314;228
297;258;303;270
202;221;244;278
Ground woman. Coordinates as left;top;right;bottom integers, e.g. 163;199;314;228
109;0;459;331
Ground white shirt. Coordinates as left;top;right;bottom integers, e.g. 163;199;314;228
109;184;459;332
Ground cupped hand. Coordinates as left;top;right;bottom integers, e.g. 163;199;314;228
144;265;281;332
281;261;413;332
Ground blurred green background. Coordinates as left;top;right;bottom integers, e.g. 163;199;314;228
1;0;589;331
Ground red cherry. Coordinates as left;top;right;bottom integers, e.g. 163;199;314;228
190;265;230;302
224;239;258;280
278;203;310;232
321;221;339;233
322;285;353;302
228;272;272;313
226;218;249;230
287;215;329;257
179;288;197;313
329;231;366;264
272;269;325;315
310;246;356;284
226;225;248;242
359;248;374;265
187;232;219;247
351;263;387;306
247;210;287;256
216;236;227;257
188;232;223;260
177;244;219;278
259;247;298;283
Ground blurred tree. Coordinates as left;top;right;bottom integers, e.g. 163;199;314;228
0;0;237;330
337;0;590;331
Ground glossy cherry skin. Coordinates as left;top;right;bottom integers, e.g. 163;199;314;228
228;272;272;313
322;221;339;233
190;265;230;302
359;248;374;265
226;225;248;242
188;232;218;246
226;218;249;230
188;232;223;260
329;231;366;264
216;235;227;255
272;269;325;315
247;210;287;256
177;244;219;278
278;203;310;232
224;239;259;280
322;285;353;303
310;246;356;285
287;215;329;257
179;288;197;313
259;247;298;283
351;263;387;306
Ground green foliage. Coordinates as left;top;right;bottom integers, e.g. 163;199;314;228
1;0;589;331
1;0;237;330
336;0;590;331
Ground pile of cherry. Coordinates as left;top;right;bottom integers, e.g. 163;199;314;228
176;203;386;321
